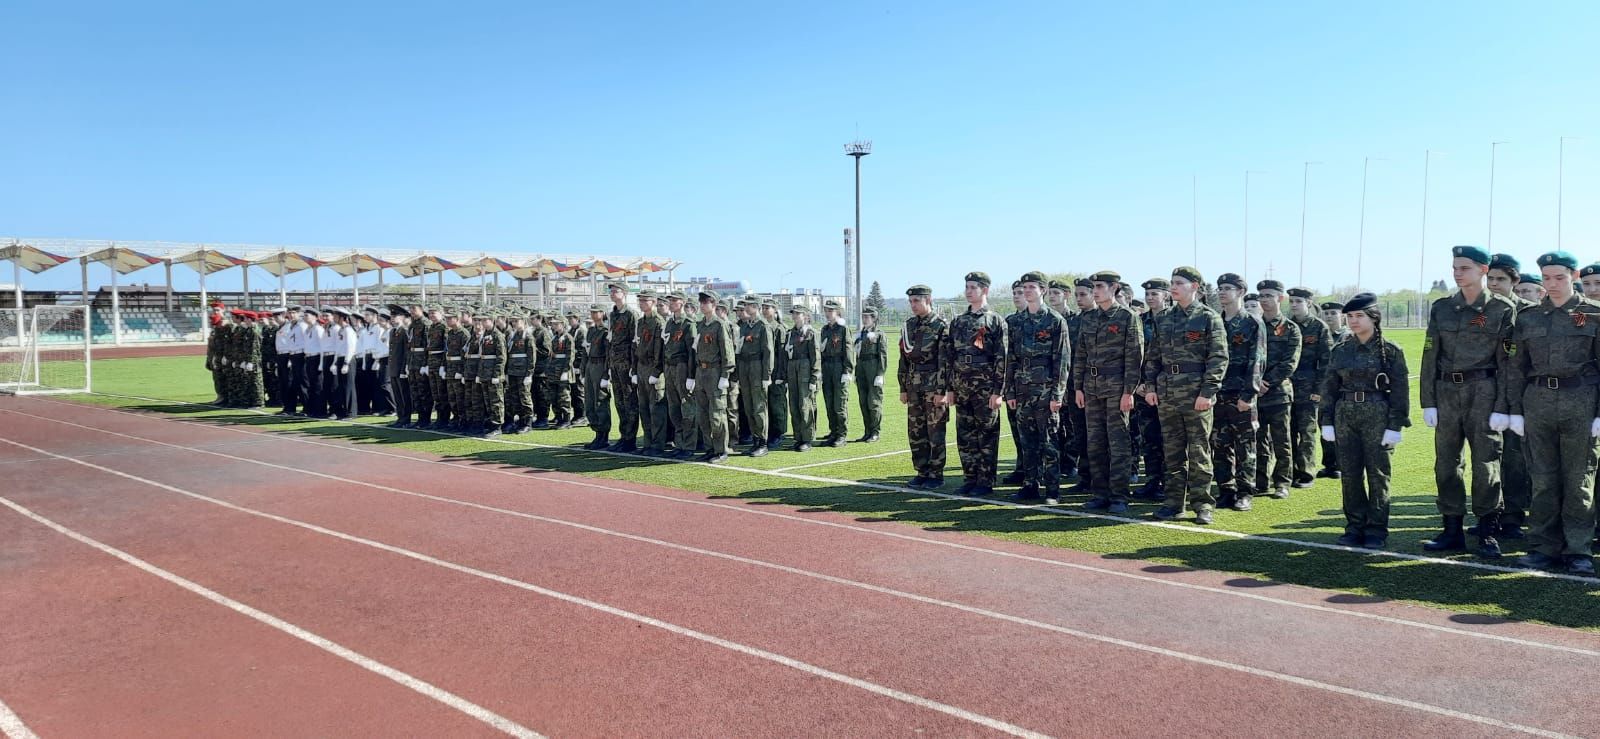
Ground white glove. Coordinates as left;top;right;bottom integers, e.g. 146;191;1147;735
1510;415;1526;436
717;377;729;390
341;365;350;375
842;373;855;383
454;372;463;380
1591;417;1600;438
686;378;696;392
763;380;771;388
560;372;570;382
421;366;429;376
523;375;533;387
1422;408;1438;428
600;379;610;389
649;375;660;387
1488;413;1509;432
630;373;638;384
492;377;502;385
873;376;884;387
1321;425;1336;442
246;362;256;371
1382;429;1402;448
474;377;481;384
774;379;784;386
867;331;877;340
835;317;847;326
221;358;230;367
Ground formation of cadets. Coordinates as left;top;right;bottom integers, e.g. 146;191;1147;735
206;249;1600;574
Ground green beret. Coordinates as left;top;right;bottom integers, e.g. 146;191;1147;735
1583;264;1600;279
1216;272;1247;290
1489;253;1521;274
905;284;933;297
1019;270;1047;286
1256;279;1286;293
1520;272;1544;286
1452;245;1491;265
1287;287;1315;300
823;299;842;311
1344;292;1378;312
1171;266;1204;284
1537;251;1578;271
1048;279;1071;292
964;271;991;288
1089;270;1121;285
1141;278;1171;292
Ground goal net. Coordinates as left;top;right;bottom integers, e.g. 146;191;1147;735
0;306;92;395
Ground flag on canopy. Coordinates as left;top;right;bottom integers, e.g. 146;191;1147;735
452;256;520;278
0;243;73;273
322;252;398;277
392;254;461;277
170;247;249;274
81;245;164;274
507;257;581;280
251;250;325;276
579;260;634;279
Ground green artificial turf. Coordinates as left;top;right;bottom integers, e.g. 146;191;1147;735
61;328;1600;631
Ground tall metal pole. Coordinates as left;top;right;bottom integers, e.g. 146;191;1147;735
1419;150;1436;328
278;252;288;307
1358;158;1372;288
1488;143;1497;248
1298;162;1318;286
1191;175;1199;268
845;140;871;324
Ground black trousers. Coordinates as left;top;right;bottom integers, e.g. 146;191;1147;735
281;355;301;414
373;359;394;415
327;358;355;418
304;355;326;417
355;359;375;415
391;372;411;422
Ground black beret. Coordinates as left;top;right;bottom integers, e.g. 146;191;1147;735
1074;278;1093;289
1256;279;1286;293
1216;273;1247;290
1287;287;1315;300
1344;292;1378;312
1319;301;1344;311
1244;293;1260;303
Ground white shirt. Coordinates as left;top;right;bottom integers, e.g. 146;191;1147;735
276;321;296;354
306;322;328;355
370;325;390;360
337;323;358;361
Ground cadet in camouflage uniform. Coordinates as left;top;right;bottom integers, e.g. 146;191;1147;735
545;313;577;429
567;311;588;426
583;304;613;449
1253;280;1302;500
786;305;822;450
1075;270;1144;511
854;307;888;442
1055;279;1087;487
1487;254;1533;538
1212;272;1267;511
1321;292;1411;550
1505;252;1599;575
945;271;1008;496
819;299;855;446
528;312;555;428
1005;271;1071;503
503;313;536;432
692;290;735;463
632;290;669;453
1134;279;1171;500
1142;267;1229;524
763;300;789;445
426;306;451;429
205;308;226;404
717;300;743;444
447;309;474;430
1420;245;1516;559
461;309;484;433
900;285;951;488
606;283;641;452
408;306;434;427
1002;281;1029;485
1287;287;1332;488
478;313;508;436
1316;300;1348;479
735;298;773;456
665;292;701;458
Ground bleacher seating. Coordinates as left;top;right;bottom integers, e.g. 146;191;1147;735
86;306;206;344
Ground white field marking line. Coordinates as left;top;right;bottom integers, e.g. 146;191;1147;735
0;697;38;739
20;408;1600;664
0;493;540;739
1;443;1576;739
0;437;1047;739
79;392;1600;586
46;398;1600;652
770;433;1013;473
0;438;275;467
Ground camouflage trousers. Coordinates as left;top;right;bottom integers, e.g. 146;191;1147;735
1134;396;1162;484
1319;404;1339;473
667;362;700;452
1334;399;1393;537
429;368;451;423
906;391;949;479
736;362;769;446
1014;386;1061;493
531;371;551;422
1083;394;1132;503
637;372;669;451
411;364;433;422
953;376;1002;486
448;373;468;425
1503;432;1531;526
584;362;611;439
1212;394;1258;499
1522;386;1598;558
506;375;534;427
463;378;484;425
1066;394;1088;484
1290;399;1320;482
693;368;730;456
609;364;639;442
481;377;505;426
1254;401;1294;494
767;379;789;442
1432;378;1503;519
1158;395;1216;513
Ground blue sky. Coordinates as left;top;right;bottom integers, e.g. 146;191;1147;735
4;1;1596;298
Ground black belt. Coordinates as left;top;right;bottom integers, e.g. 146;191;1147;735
956;355;992;366
1085;365;1124;378
1022;356;1055;368
1166;362;1207;374
1340;390;1388;403
698;361;722;370
1439;368;1495;384
911;361;938;372
1529;374;1600;390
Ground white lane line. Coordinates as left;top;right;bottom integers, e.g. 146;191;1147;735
0;436;1046;739
79;392;1600;586
41;400;1600;656
0;697;39;739
770;434;1013;473
0;493;540;738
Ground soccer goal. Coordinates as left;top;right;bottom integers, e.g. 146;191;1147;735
0;306;92;395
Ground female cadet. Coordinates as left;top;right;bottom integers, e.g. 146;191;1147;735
1320;293;1411;550
854;307;889;443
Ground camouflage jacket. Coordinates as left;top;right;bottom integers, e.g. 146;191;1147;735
1074;304;1143;398
462;327;482;381
505;328;535;376
1258;314;1302;407
607;306;640;368
1420;289;1516;412
898;312;950;394
1004;306;1071;402
543;329;575;379
1320;333;1411;430
1504;294;1600;416
1140;300;1228;401
1290;314;1332;400
945;304;1007;396
786;324;822;387
584;325;609;366
477;327;507;379
426;321;448;367
1221;310;1267;401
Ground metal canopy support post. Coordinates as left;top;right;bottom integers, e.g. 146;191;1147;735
279;252;288;307
199;256;209;342
242;261;251;308
163;259;173;310
110;261;121;346
312;266;320;309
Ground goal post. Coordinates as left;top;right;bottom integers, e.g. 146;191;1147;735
0;306;92;395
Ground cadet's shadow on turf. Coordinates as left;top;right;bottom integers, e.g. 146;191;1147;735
1105;539;1600;630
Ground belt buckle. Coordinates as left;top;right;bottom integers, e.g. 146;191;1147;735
1351;391;1366;402
1546;376;1561;389
1168;363;1181;374
1450;371;1465;383
1088;367;1100;377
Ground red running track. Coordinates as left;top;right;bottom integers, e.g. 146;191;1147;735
0;397;1596;737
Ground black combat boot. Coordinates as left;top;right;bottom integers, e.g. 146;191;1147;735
1423;515;1467;552
1475;512;1503;559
